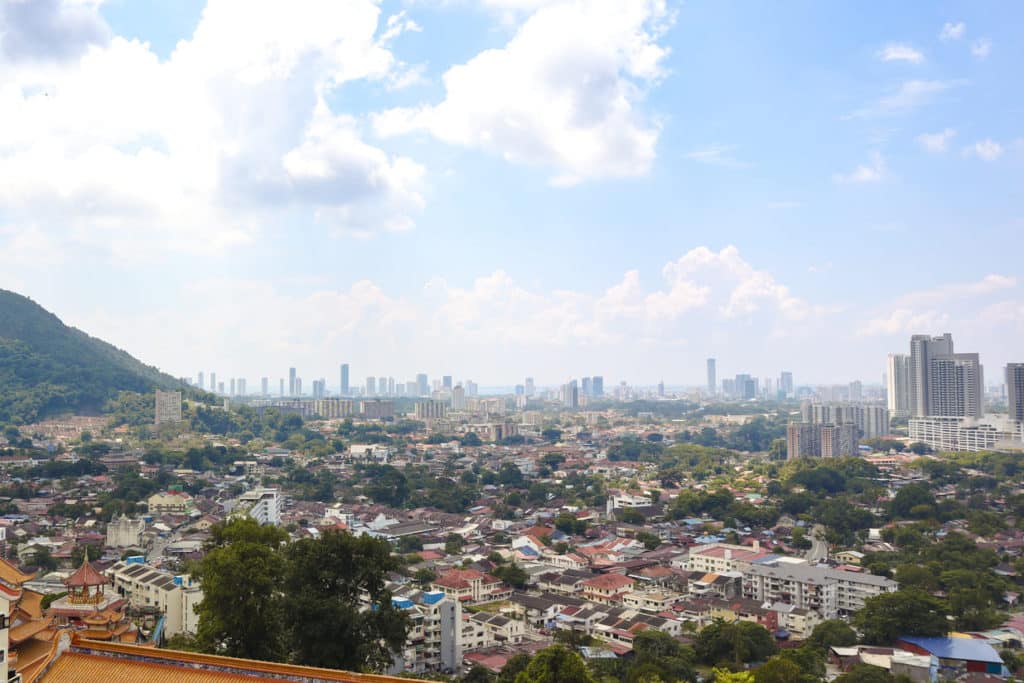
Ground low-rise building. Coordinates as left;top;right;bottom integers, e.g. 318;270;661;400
106;559;203;637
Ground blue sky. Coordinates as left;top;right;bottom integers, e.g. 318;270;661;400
0;0;1021;389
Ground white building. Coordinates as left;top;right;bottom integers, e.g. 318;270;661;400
742;562;897;620
230;488;282;525
909;415;1024;453
154;390;183;425
106;560;203;637
106;515;146;548
388;590;462;675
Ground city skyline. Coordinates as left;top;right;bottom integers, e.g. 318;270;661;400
1;1;1022;384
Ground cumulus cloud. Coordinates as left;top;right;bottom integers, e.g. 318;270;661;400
833;152;886;183
939;22;965;41
971;39;992;59
373;0;672;185
861;274;1018;337
964;139;1003;161
0;0;426;257
877;43;924;64
0;0;110;62
917;128;956;152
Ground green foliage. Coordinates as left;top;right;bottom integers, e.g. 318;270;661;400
853;588;949;645
0;289;202;423
514;645;594;683
493;562;528;589
40;592;67;609
807;619;857;651
695;620;777;667
195;519;407;673
628;630;696;683
834;664;912;683
283;530;407;671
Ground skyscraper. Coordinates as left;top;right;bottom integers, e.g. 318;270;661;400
525;377;535;397
378;376;388;396
780;371;793;398
1007;363;1024;422
706;359;716;395
197;371;205;392
591;376;603;398
279;378;284;396
909;334;954;417
416;373;429;396
210;372;217;393
929;353;983;418
288;367;297;396
581;377;592;397
230;378;236;396
340;364;350;396
237;378;246;396
886;354;910;417
848;380;862;403
442;375;453;390
261;377;269;396
451;384;466;410
366;377;376;395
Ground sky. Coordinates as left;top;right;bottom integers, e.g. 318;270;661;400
0;0;1022;389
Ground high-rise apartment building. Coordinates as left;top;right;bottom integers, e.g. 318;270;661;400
591;376;604;398
416;373;429;396
340;364;349;396
886;353;910;417
707;359;716;395
378;376;388;396
279;378;284;397
909;333;954;417
442;376;453;390
780;371;793;398
288;367;297;397
154;391;183;425
929;353;983;418
787;422;859;459
1008;364;1024;423
366;377;376;396
848;381;862;402
210;372;217;393
294;378;302;396
581;377;592;397
230;378;236;396
238;378;246;396
562;381;579;408
525;377;536;397
261;377;269;396
197;372;204;392
451;385;466;410
415;399;448;420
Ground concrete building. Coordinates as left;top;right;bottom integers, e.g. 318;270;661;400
802;403;890;439
106;515;145;548
591;376;603;398
415;400;448;420
340;363;350;396
361;399;395;419
929;353;983;418
288;367;296;396
147;491;192;514
780;371;793;398
743;562;897;620
909;415;1024;452
231;488;282;525
154;390;182;425
706;358;716;395
388;590;461;675
887;353;910;417
787;422;859;458
1008;363;1024;423
106;559;203;637
909;333;954;417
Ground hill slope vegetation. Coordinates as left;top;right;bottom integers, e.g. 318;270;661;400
0;289;189;423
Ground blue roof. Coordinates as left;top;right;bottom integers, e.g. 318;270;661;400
392;598;414;609
422;591;445;605
899;636;1003;664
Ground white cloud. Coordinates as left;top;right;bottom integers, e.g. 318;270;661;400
964;139;1003;161
684;145;750;168
861;273;1018;337
971;38;992;59
373;0;672;185
877;43;924;64
846;80;963;119
917;128;956;153
0;0;110;62
0;0;427;257
939;22;965;41
833;152;886;184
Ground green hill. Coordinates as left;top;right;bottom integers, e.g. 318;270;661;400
0;289;194;424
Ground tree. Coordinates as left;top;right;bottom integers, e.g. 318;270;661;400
711;670;754;683
283;530;408;671
497;654;531;683
753;657;804;683
541;428;562;444
635;532;661;550
493;562;529;589
514;645;594;683
464;664;496;683
445;533;466;555
629;630;695;683
853;589;949;645
195;518;288;660
696;620;777;667
807;619;857;651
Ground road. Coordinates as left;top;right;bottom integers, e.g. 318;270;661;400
806;524;828;564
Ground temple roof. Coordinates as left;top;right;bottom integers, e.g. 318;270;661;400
0;557;37;586
65;560;109;588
